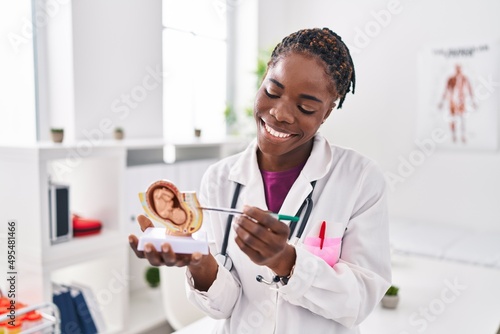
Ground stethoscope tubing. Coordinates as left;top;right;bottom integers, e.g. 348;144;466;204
219;183;242;263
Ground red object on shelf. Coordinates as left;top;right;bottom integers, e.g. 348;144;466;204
72;214;102;237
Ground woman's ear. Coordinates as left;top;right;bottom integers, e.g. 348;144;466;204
330;99;338;111
324;103;336;120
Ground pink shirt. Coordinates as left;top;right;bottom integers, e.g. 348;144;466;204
260;163;305;213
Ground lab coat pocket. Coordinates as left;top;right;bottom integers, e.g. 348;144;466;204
303;237;342;267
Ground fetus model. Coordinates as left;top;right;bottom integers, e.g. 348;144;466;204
139;180;203;236
152;187;187;225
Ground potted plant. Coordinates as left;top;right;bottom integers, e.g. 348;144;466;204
224;104;237;135
381;285;399;309
114;127;124;140
255;48;273;88
144;266;160;288
50;128;64;143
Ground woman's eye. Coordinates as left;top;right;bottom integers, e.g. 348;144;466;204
298;105;315;115
264;89;279;99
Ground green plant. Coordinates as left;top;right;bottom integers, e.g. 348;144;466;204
385;285;399;296
145;266;160;288
244;106;254;118
50;128;64;133
224;104;237;127
255;48;273;89
114;127;123;133
224;48;271;135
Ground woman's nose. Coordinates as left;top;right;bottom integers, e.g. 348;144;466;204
269;105;294;123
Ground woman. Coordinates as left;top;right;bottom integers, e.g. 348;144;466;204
129;27;391;333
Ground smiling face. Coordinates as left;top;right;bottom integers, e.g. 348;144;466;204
254;52;338;171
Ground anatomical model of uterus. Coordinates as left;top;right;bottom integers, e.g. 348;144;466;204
140;180;203;236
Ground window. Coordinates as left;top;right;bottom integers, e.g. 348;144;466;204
0;0;37;145
162;0;227;141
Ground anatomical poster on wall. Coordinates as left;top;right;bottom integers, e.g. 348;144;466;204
417;42;499;150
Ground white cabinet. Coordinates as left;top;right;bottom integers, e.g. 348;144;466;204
0;142;128;333
0;137;245;333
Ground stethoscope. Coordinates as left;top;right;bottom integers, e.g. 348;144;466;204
214;181;317;284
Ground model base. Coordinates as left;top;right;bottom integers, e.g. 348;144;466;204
137;227;209;254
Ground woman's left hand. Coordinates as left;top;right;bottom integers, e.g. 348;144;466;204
233;206;296;276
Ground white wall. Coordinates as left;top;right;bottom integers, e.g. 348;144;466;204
258;0;500;231
71;0;163;140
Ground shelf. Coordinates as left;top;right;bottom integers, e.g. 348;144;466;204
125;137;247;165
0;136;245;150
50;253;129;334
126;288;168;334
0;143;126;164
20;229;126;271
46;229;125;268
0;137;247;166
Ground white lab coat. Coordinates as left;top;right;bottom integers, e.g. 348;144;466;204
186;134;391;333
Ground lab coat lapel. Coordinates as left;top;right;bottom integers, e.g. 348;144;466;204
279;174;312;217
279;134;333;218
227;139;268;210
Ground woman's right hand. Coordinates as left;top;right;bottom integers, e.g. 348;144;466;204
128;214;218;291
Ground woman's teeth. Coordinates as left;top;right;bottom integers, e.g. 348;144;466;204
264;122;291;138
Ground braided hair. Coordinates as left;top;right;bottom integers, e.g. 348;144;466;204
268;28;356;109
